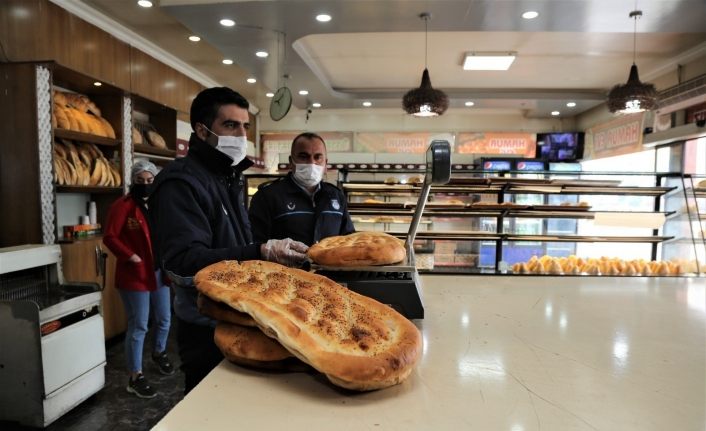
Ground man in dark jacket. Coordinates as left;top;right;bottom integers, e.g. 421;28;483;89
149;87;308;394
249;132;355;246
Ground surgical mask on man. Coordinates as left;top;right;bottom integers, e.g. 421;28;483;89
202;125;248;165
293;163;324;188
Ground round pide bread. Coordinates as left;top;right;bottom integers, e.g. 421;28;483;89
195;260;422;391
307;231;406;267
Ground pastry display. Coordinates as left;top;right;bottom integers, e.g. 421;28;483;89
512;255;687;276
195;260;422;390
308;231;406;267
407;175;424;185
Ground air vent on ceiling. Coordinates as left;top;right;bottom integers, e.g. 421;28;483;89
657;74;706;111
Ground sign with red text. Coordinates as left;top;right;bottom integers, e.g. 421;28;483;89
456;133;536;156
585;113;645;160
354;133;432;153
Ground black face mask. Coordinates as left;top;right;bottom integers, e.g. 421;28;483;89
130;183;151;200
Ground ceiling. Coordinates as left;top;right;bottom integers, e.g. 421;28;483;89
79;0;706;118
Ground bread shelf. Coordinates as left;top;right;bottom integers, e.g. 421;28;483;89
56;186;123;194
133;144;176;158
54;128;121;147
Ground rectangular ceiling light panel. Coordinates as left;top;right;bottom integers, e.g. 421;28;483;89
463;52;516;71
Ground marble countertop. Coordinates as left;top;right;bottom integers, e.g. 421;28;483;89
154;275;705;431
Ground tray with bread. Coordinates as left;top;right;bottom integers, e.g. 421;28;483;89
52;139;121;188
52;90;117;143
132;121;175;157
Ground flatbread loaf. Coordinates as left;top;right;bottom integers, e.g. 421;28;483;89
308;231;406;267
214;322;297;366
195;260;422;390
197;294;256;326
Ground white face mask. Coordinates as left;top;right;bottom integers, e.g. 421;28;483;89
293;163;325;188
203;125;248;166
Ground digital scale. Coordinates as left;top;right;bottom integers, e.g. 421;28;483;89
313;140;452;319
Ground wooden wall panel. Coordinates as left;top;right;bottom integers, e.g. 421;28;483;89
130;47;203;114
0;63;42;247
0;0;203;112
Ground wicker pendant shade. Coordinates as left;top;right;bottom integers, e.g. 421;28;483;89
403;68;449;117
402;13;448;117
607;10;657;114
607;63;657;113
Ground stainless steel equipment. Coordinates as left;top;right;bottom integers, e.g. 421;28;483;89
314;140;452;319
0;244;105;428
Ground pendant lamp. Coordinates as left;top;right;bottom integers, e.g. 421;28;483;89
402;13;449;117
607;10;657;114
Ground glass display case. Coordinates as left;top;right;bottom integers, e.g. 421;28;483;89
338;165;701;276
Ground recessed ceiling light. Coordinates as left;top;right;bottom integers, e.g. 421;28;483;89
93;81;102;87
299;90;309;95
246;78;257;84
266;92;274;98
255;51;268;58
137;0;152;8
188;35;201;42
220;18;235;27
362;101;372;107
312;103;322;108
522;11;539;19
222;59;233;65
463;52;516;71
551;111;560;116
566;102;577;107
316;14;332;22
464;101;475;107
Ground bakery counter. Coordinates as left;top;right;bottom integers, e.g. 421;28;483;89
154;276;705;431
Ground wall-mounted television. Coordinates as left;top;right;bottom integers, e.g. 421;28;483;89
535;132;584;161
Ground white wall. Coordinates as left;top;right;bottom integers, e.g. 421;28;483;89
261;107;574;134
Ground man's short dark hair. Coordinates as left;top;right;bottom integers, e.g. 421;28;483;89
291;132;326;154
190;87;249;131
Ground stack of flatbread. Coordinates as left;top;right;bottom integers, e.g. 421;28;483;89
52;90;116;138
53;139;121;187
195;260;422;391
308;231;406;267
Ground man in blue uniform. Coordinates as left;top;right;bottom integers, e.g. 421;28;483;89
149;87;309;394
249;132;355;247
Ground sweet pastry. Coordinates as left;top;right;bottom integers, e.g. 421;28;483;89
195;260;423;391
308;231;406;267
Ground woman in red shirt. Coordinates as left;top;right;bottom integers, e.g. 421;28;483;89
103;160;174;399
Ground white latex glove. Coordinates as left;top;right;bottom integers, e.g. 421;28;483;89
262;238;309;267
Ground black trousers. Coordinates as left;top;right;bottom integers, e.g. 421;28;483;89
176;317;223;394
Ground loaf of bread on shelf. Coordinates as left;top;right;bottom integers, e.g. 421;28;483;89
147;130;167;149
54;105;70;129
131;126;143;145
99;117;116;139
384;176;399;185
